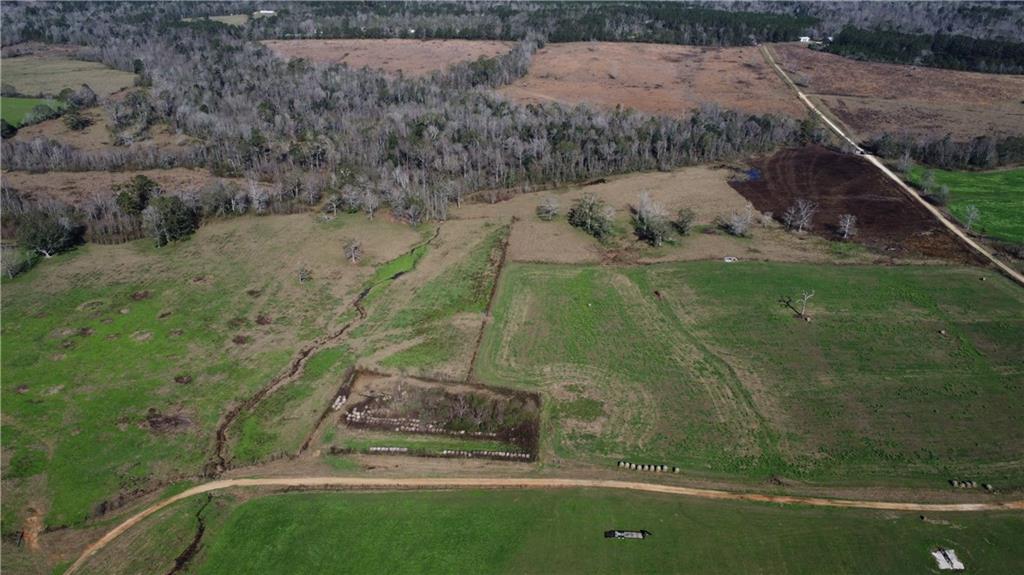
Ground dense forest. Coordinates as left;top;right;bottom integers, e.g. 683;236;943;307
822;26;1024;74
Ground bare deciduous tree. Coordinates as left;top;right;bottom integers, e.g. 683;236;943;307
632;192;670;246
963;204;980;231
536;195;559;221
779;290;815;319
344;239;362;263
782;198;817;233
838;213;857;240
720;203;754;237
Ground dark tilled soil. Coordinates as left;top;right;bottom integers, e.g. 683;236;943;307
730;146;980;263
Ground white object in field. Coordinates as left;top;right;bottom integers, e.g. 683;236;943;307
799;36;811;43
256;10;276;15
931;549;965;571
723;256;738;263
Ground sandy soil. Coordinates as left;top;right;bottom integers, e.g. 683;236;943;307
262;39;514;76
499;42;805;118
772;43;1024;140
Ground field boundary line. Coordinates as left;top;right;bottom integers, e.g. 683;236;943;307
65;475;1024;574
759;44;1024;288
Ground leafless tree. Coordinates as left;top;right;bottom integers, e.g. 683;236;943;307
963;204;980;231
344;239;362;263
779;290;815;319
837;213;857;240
896;150;912;174
720;203;754;237
536;195;559;221
782;198;817;233
632;192;670;246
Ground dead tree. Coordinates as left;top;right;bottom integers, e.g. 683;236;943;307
782;198;817;233
344;239;362;263
963;204;980;231
779;290;815;319
837;213;857;240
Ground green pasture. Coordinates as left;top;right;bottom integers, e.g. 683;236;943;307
908;166;1024;244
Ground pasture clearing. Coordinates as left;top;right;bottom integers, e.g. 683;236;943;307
80;489;1024;575
262;39;514;76
731;146;980;263
499;42;805;118
906;166;1024;245
0;213;421;529
771;43;1024;141
477;261;1024;485
182;14;250;27
10;109;194;153
0;55;136;99
454;166;880;266
0;97;61;126
1;168;235;206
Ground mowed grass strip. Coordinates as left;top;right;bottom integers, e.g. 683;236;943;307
478;262;1024;485
1;56;136;98
175;490;1024;575
907;166;1024;244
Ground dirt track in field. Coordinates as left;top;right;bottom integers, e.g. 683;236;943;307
500;42;805;118
65;475;1024;574
262;39;514;76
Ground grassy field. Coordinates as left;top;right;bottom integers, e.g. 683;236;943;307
182;14;250;26
478;262;1024;485
0;214;419;530
0;96;61;126
90;489;1024;575
907;166;1024;244
1;56;136;99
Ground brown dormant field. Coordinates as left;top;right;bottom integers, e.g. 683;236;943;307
499;42;806;118
772;43;1024;140
261;39;514;76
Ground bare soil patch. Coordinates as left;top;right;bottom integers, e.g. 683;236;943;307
772;43;1024;140
730;146;980;263
262;39;514;76
500;42;804;118
142;408;191;433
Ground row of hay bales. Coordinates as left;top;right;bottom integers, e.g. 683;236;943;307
440;449;531;460
950;478;994;491
617;461;679;473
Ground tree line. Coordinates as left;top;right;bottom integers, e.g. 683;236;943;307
867;133;1024;170
821;26;1024;74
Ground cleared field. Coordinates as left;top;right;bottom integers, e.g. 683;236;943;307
906;166;1024;245
10;108;195;153
182;14;250;26
772;43;1024;140
0;96;60;126
731;146;979;263
478;262;1024;485
262;39;514;76
454;167;880;266
0;214;421;530
499;42;806;118
80;490;1024;574
2;168;235;205
1;55;136;98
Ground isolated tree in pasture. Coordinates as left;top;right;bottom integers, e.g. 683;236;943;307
896;150;912;174
62;109;93;131
837;213;857;240
921;169;937;191
344;239;363;263
16;211;79;258
536;196;559;221
782;198;817;233
963;204;980;231
69;84;98;108
142;196;197;247
779;290;815;319
719;204;754;237
631;192;670;246
673;208;697;235
567;193;614;240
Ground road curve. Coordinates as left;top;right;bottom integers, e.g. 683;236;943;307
759;44;1024;288
65;475;1024;574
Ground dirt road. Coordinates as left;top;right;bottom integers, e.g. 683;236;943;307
65;475;1024;574
760;44;1024;287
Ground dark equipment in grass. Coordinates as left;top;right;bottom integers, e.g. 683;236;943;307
605;530;652;539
